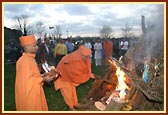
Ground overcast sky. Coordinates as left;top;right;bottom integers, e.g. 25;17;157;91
3;3;164;38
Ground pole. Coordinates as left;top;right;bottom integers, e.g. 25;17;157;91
66;30;69;38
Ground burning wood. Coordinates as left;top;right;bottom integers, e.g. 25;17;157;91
83;56;164;111
85;58;132;111
111;57;163;103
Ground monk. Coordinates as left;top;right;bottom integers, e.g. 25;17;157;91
54;45;95;111
15;35;55;111
102;39;113;66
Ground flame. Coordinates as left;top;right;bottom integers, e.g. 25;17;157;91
116;67;129;99
108;59;130;99
108;59;113;64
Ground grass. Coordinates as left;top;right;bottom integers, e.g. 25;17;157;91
3;59;106;111
4;63;16;111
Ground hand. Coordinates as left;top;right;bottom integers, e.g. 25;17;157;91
43;76;53;82
50;66;55;70
90;73;96;79
50;69;61;80
52;73;60;80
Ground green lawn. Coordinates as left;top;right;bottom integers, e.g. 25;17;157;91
3;59;106;111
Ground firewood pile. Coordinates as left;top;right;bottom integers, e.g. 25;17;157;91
119;37;164;111
79;37;164;111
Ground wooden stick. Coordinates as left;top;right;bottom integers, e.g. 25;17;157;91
95;76;117;86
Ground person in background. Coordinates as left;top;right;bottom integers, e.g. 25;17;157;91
53;38;67;66
37;37;54;87
120;40;129;56
84;40;92;63
65;37;74;54
4;41;11;62
9;39;17;62
102;38;113;66
54;45;95;111
49;40;56;63
94;39;103;67
38;38;52;65
35;38;42;64
15;35;55;111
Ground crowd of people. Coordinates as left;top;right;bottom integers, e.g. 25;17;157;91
4;39;22;63
4;35;138;66
34;36;135;68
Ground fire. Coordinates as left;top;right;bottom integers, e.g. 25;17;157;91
108;59;130;99
116;67;129;99
108;59;113;65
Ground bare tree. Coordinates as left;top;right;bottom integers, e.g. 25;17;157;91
121;23;134;38
13;14;30;36
35;21;45;38
99;25;113;38
53;25;62;39
27;26;36;36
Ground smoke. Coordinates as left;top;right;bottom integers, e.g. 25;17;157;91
122;5;164;76
144;5;164;60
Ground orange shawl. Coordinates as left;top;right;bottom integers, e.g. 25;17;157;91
103;40;113;58
56;49;92;85
15;53;48;111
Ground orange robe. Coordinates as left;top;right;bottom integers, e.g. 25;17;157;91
103;40;113;64
54;49;92;108
15;53;48;111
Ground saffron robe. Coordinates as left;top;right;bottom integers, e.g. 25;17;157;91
54;48;92;108
103;40;113;58
15;53;48;111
